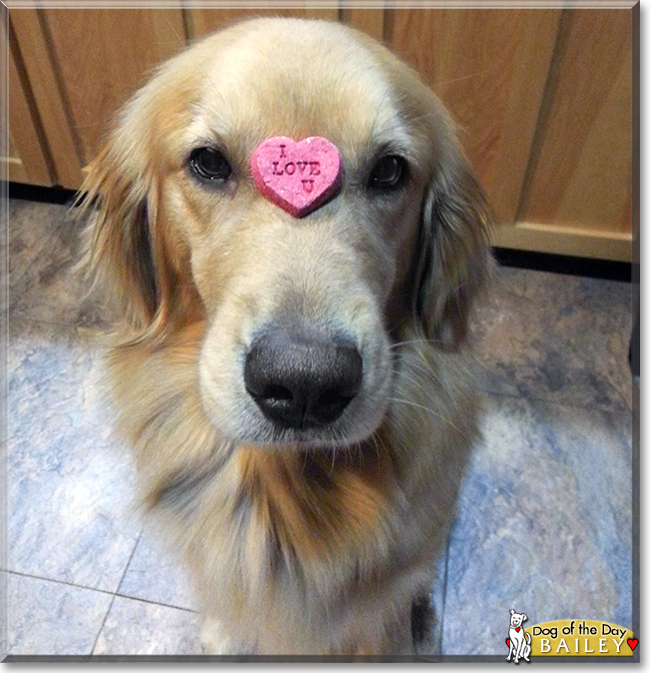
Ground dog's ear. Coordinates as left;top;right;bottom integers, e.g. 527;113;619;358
412;134;492;349
80;140;157;332
78;82;187;344
510;609;515;616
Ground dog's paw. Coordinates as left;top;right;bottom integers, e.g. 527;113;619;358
200;617;242;655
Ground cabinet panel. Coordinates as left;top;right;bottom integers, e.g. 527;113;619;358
42;8;187;173
7;22;53;186
388;8;561;226
341;8;384;41
10;8;82;188
389;7;633;262
517;10;632;238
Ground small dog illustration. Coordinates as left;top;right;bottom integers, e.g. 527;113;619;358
506;609;531;663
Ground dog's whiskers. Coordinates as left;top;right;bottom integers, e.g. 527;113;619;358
387;395;467;439
388;337;445;351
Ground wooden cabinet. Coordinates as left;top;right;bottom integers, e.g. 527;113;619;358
387;9;562;246
513;9;633;262
386;7;634;262
6;5;636;261
9;7;186;184
7;26;53;187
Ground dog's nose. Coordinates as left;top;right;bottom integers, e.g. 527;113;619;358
244;328;363;430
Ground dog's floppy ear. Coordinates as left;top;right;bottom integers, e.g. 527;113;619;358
413;133;492;350
81;140;158;331
78;82;185;344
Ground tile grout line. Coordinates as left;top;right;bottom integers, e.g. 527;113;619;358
111;593;198;615
4;567;197;614
90;530;143;656
88;588;115;655
10;314;96;329
10;311;110;332
4;568;114;597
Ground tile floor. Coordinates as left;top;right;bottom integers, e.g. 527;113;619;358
2;197;636;659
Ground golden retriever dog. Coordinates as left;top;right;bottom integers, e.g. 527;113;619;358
81;17;491;656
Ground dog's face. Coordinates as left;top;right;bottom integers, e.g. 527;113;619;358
84;18;490;449
509;610;527;628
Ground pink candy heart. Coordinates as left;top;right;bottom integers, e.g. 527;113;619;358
251;136;342;217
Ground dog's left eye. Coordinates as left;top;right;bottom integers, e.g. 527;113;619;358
189;147;232;182
368;155;408;191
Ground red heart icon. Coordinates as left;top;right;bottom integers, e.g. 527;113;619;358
251;136;342;217
506;638;511;647
516;627;521;632
628;638;638;651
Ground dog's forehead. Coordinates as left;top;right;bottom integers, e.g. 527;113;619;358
185;20;412;156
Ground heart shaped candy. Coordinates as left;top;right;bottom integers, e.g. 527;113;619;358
251;136;342;217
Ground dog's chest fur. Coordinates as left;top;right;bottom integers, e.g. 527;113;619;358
235;440;398;569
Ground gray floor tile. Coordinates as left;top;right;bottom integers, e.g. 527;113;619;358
6;571;113;656
117;524;200;612
8;318;141;591
93;596;202;655
471;266;633;413
441;394;632;655
10;205;110;329
8;199;70;284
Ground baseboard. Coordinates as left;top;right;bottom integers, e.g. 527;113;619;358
6;181;78;205
493;247;633;282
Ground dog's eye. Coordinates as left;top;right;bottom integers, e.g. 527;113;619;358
368;155;408;191
189;147;232;182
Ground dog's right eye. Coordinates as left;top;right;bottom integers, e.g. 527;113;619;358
367;155;408;192
189;147;232;182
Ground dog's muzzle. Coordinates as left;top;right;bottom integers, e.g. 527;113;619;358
244;327;363;430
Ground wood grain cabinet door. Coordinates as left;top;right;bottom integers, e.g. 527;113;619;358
387;9;562;224
10;7;186;189
6;19;54;187
512;9;634;262
387;7;634;262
